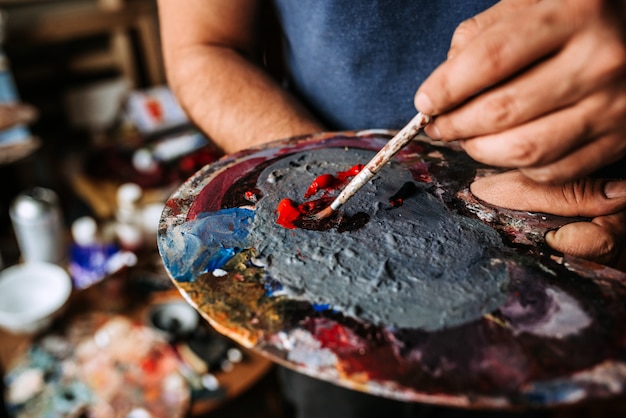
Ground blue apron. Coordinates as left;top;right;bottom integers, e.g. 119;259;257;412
272;0;498;130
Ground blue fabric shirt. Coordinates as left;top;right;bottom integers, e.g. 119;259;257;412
272;1;498;131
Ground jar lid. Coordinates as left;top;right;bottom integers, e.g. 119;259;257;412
10;187;59;220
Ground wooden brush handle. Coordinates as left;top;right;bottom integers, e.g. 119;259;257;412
366;112;431;174
329;112;431;211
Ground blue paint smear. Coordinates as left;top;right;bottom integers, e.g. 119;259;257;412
264;276;284;296
312;303;331;312
522;381;585;405
162;208;254;282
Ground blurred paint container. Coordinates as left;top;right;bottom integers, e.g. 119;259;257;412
10;187;65;264
0;11;33;146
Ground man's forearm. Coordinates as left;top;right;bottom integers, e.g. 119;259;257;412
166;44;324;154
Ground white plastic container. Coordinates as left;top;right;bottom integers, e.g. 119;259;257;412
0;262;72;334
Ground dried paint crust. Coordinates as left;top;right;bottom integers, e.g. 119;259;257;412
248;147;509;330
158;131;626;408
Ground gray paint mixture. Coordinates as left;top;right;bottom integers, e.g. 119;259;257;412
247;148;510;330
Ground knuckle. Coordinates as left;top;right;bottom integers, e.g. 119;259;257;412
596;91;626;128
451;18;481;49
434;74;456;112
483;92;520;129
611;93;626;118
506;137;545;167
482;37;512;75
596;42;626;81
555;178;617;216
559;179;594;207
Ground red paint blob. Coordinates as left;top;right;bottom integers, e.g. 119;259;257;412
145;99;163;121
307;317;406;382
244;190;256;201
336;164;364;181
388;181;417;208
275;164;367;230
304;174;337;198
315;322;363;352
303;164;364;199
276;198;302;229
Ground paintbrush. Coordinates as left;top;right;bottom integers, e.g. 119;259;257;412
312;112;431;220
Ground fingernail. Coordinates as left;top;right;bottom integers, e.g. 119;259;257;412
605;180;626;198
415;92;434;114
424;123;441;140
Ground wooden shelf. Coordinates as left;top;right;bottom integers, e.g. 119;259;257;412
3;0;164;88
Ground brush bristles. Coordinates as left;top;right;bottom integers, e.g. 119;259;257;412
311;205;335;220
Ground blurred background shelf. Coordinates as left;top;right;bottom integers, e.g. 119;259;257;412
2;0;164;89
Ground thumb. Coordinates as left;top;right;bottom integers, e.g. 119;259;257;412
545;212;626;267
471;170;626;267
469;170;626;217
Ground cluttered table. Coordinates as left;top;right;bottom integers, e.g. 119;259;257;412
0;243;274;418
158;130;626;411
0;86;276;416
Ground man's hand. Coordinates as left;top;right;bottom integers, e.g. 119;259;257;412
414;0;626;267
471;170;626;269
415;0;626;184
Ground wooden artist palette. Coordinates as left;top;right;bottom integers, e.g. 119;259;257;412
158;131;626;409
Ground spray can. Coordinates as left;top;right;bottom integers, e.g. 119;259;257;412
9;187;65;264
